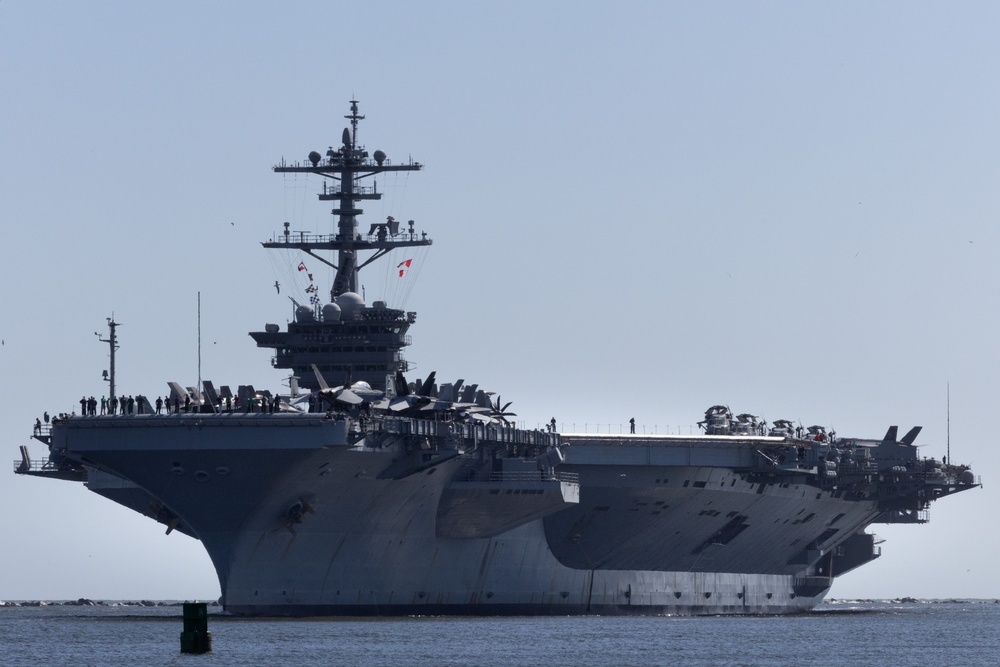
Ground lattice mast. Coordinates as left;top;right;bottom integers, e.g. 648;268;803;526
266;100;431;300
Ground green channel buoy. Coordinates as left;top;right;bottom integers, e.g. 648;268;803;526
180;601;212;654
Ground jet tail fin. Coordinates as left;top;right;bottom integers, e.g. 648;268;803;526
311;364;330;391
900;426;922;447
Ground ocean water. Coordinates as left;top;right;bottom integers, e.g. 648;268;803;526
0;600;997;667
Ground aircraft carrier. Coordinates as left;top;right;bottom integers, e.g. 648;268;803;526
15;101;980;615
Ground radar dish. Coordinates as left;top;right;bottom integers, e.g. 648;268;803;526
295;305;314;323
321;303;342;322
335;292;365;318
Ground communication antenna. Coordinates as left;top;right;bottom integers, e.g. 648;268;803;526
198;292;202;393
96;316;120;400
946;382;950;465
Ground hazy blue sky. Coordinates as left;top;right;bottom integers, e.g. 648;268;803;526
2;1;997;602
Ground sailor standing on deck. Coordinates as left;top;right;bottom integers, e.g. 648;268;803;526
630;417;635;434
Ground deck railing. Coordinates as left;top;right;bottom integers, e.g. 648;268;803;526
454;469;580;484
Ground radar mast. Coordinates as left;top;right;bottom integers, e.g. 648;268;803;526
266;100;431;299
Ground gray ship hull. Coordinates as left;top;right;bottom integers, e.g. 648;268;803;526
49;414;889;616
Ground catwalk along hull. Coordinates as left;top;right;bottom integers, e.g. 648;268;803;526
36;413;946;616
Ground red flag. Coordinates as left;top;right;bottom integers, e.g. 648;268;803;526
297;262;307;271
397;259;412;277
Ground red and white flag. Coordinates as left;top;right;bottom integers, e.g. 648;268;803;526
397;259;412;277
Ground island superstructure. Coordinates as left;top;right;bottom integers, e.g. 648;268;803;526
15;101;979;615
250;101;429;390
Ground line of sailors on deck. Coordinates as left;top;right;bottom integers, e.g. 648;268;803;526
69;392;286;416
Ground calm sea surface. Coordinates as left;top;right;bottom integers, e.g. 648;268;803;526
1;600;996;667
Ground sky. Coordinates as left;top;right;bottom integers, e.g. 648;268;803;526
1;1;997;602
